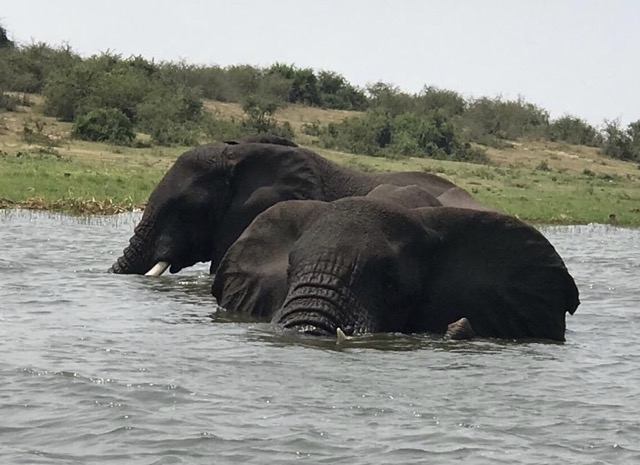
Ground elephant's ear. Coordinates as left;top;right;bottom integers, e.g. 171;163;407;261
366;184;442;208
212;200;329;319
210;144;324;269
414;208;579;340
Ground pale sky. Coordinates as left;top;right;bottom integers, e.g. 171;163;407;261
2;0;638;125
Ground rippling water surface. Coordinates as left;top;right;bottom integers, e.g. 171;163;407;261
1;210;639;464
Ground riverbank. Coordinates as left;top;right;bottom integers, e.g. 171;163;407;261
2;100;639;225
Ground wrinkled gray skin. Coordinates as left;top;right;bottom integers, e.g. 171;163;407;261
212;194;579;341
109;136;493;275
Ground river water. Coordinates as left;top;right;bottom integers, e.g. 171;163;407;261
0;210;638;464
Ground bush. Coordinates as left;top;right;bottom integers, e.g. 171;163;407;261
43;53;153;122
268;63;320;106
201;114;246;141
366;82;414;117
601;119;639;161
43;59;102;121
549;115;601;146
415;86;466;117
320;111;393;156
627;120;640;159
72;108;134;145
317;70;368;110
319;109;488;163
240;95;294;139
1;42;79;94
1;25;14;49
0;23;618;154
461;96;549;142
135;85;204;146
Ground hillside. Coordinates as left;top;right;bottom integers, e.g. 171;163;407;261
1;95;639;225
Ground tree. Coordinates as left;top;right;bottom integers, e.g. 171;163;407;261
136;86;204;146
416;86;466;117
0;25;14;49
601;119;634;161
549;115;601;146
72;108;134;145
317;70;368;110
366;82;414;116
240;95;293;139
626;120;640;159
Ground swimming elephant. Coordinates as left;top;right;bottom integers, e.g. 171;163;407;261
211;196;579;341
109;136;493;276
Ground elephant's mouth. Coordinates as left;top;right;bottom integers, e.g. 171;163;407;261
277;306;361;340
283;320;356;338
281;312;337;336
274;276;373;339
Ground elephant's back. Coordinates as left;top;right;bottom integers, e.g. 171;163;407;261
371;171;458;198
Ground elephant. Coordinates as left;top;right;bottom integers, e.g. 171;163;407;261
109;136;494;276
211;193;580;341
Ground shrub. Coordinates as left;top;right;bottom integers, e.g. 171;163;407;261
626;120;640;160
136;86;204;146
549;115;601;146
43;59;101;121
268;63;321;106
1;42;79;94
601;119;634;161
319;109;488;163
317;70;368;110
240;95;294;139
366;82;414;117
462;96;549;141
225;65;262;100
0;24;14;49
43;53;155;122
201;114;245;141
72;108;134;145
320;110;393;156
415;86;466;117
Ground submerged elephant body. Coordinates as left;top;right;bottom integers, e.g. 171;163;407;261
110;136;491;276
212;197;579;341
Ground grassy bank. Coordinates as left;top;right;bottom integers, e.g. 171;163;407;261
2;98;639;225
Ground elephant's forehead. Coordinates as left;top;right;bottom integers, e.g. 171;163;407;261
329;199;415;227
304;201;421;245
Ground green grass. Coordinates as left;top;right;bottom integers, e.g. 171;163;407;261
2;100;640;225
315;147;640;226
0;149;168;212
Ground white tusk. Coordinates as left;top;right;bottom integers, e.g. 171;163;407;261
145;261;170;277
336;328;353;344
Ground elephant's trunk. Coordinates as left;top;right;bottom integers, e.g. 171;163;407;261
109;216;158;274
109;232;150;274
274;270;372;336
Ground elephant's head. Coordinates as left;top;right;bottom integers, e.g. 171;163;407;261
109;136;327;276
212;197;579;341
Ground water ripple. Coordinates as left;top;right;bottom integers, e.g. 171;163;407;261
1;213;639;464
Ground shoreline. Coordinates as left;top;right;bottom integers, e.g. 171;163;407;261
0;196;632;227
2;102;639;226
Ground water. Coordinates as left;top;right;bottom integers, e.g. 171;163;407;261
1;210;638;465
